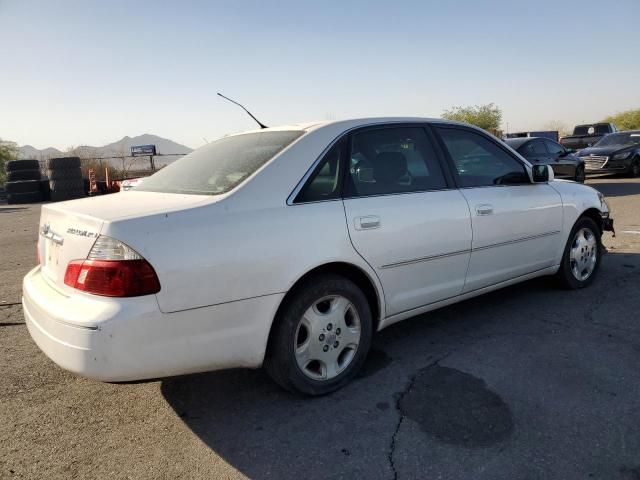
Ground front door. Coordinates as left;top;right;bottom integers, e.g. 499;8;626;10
434;125;563;292
342;125;472;317
544;139;576;178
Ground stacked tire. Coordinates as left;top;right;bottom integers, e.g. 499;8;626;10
47;157;85;202
5;160;44;204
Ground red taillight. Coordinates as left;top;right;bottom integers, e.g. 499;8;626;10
64;259;161;297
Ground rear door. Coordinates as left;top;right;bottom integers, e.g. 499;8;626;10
434;125;563;292
341;125;472;317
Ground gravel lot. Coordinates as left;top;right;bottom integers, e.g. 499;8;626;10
2;177;640;480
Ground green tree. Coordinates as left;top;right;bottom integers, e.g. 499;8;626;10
442;103;502;133
602;108;640;130
0;139;19;186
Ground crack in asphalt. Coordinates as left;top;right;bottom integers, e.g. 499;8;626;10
387;351;453;480
0;302;22;309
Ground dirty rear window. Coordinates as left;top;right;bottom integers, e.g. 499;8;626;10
574;124;610;135
136;130;304;195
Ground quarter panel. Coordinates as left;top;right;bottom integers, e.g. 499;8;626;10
104;199;372;314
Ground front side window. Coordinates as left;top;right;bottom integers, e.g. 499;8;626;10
137;130;304;195
436;127;528;187
346;127;447;197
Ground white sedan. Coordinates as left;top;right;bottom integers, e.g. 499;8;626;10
23;118;614;395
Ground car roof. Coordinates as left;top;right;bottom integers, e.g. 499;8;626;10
504;137;530;148
227;116;471;136
504;137;550;149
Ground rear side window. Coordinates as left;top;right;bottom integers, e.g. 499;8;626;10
294;137;346;203
519;140;545;155
137;130;304;195
436;127;528;187
346;127;447;197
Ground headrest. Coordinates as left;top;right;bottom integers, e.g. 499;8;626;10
373;152;407;185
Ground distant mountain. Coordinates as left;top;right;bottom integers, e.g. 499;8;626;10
19;145;64;159
19;134;194;168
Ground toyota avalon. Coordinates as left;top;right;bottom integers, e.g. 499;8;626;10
23;118;614;395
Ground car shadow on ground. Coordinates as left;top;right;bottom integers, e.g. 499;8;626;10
159;248;640;480
589;181;640;197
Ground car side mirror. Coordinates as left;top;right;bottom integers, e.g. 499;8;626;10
565;148;575;154
532;164;554;183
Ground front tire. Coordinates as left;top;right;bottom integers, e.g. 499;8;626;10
628;157;640;178
574;164;586;183
555;217;602;289
264;274;373;396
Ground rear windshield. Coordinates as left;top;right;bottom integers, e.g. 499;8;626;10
136;130;304;195
574;124;610;135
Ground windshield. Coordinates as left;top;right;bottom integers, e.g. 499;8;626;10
136;130;304;195
594;132;640;148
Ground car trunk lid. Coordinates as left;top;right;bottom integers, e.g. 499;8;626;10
37;191;215;293
38;204;105;291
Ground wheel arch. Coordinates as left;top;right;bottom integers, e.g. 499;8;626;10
580;207;605;235
268;262;384;345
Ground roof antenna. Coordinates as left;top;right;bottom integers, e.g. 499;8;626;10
217;92;268;129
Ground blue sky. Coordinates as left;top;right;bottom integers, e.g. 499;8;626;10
1;0;639;150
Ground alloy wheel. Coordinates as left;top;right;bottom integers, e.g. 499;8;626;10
569;227;598;281
294;295;361;381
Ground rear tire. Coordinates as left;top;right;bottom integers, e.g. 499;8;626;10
555;217;602;289
264;274;373;396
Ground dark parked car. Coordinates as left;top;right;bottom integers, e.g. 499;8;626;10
505;137;585;183
560;123;619;151
578;130;640;177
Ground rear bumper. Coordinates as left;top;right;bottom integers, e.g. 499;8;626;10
23;266;284;381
